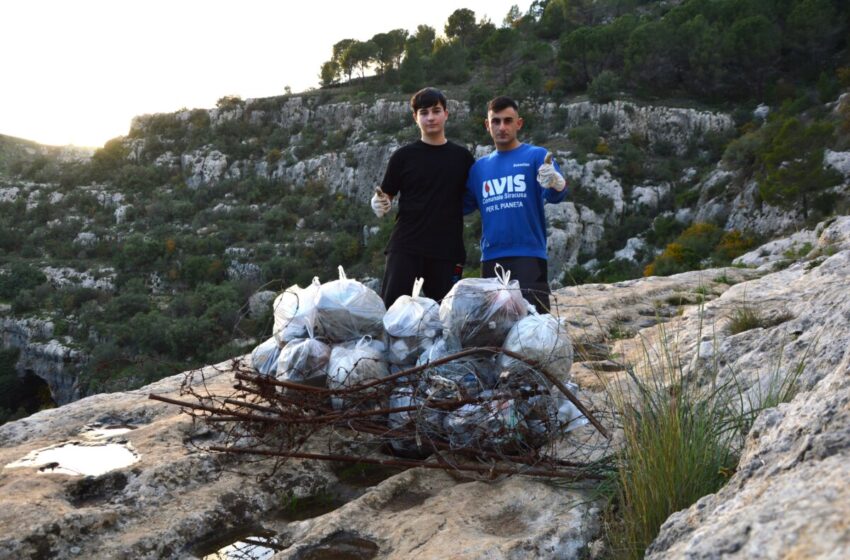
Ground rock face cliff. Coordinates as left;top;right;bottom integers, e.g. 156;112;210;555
1;217;847;559
0;317;83;405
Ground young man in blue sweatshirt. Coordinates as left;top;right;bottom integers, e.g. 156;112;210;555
464;96;568;313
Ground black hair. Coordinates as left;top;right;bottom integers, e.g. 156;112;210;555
487;96;519;113
410;87;447;112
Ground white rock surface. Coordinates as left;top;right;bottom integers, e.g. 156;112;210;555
182;148;228;189
557;100;734;154
824;149;850;178
614;237;646;262
631;183;671;209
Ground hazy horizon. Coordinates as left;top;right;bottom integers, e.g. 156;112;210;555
1;0;524;148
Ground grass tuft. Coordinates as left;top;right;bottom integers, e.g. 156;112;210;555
728;305;764;334
601;321;805;559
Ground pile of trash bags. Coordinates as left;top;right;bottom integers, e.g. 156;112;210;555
250;265;586;456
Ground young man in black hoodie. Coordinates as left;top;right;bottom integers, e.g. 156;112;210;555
371;87;474;307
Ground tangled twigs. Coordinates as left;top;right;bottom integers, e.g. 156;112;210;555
149;346;612;481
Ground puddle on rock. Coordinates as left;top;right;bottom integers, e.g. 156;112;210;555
5;442;138;476
195;527;284;560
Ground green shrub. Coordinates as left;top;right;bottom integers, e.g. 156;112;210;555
594;258;644;284
722;131;762;171
569;124;602;157
713;230;757;263
588;70;620;103
614;142;646;184
645;223;724;276
0;263;47;299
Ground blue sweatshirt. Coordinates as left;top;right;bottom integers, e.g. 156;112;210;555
464;143;567;261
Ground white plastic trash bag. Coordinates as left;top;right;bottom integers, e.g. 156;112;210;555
498;313;573;382
439;265;528;348
251;336;282;376
316;267;386;342
327;336;389;409
555;382;589;432
273;277;321;343
276;326;331;387
384;278;442;365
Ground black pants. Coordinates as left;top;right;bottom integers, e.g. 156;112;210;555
381;252;458;308
482;256;551;314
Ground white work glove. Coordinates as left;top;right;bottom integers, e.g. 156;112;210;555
371;188;392;218
537;152;566;192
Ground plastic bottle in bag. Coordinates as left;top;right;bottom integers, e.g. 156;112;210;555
439;265;527;348
316;267;386;342
442;394;527;450
417;338;497;397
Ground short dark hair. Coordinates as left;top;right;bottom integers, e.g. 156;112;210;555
487;96;519;114
411;87;447;112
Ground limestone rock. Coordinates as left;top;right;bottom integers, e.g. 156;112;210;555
545;202;604;276
276;468;600;560
824;149;850;178
614;237;646;262
226;261;262;282
1;219;848;559
561;158;624;219
631;183;671;210
182;147;228;189
0;361;335;560
724;179;802;237
753;103;770;120
41;266;116;291
733;228;819;269
557;100;734;154
1;317;84;405
248;290;276;318
0;186;20;203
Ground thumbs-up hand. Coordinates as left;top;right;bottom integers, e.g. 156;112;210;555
536;152;566;191
370;187;392;217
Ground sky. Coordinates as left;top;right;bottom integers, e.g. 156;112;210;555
1;0;526;148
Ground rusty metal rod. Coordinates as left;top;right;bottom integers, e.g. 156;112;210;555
223;398;280;415
149;393;284;424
